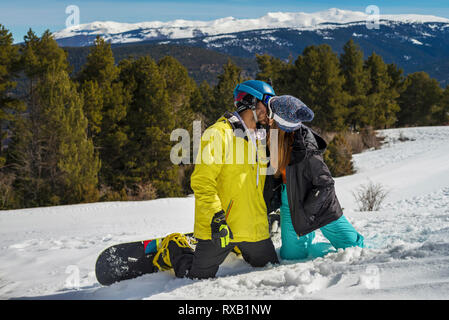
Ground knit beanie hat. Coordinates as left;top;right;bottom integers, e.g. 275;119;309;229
268;95;314;132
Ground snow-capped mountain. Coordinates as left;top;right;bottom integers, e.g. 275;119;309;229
54;8;449;46
55;8;449;86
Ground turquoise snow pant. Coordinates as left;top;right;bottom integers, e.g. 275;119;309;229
280;184;364;260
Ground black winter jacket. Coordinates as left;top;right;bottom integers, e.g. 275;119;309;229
264;125;343;236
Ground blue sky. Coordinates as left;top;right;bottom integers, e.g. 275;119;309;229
2;0;449;42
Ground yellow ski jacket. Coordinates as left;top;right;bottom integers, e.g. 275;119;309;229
191;112;270;242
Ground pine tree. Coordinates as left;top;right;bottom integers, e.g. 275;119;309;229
364;53;400;129
0;25;22;208
80;80;103;138
291;44;348;132
397;72;443;126
193;80;214;126
119;56;181;197
157;56;196;130
0;25;24;168
76;36;130;189
38;64;100;204
339;40;370;130
387;63;406;97
211;59;245;124
158;56;199;195
8;29;70;206
20;29;70;78
77;36;118;85
7;30;100;207
435;85;449;125
255;53;292;94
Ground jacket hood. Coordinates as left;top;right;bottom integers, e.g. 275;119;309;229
294;125;327;153
310;129;327;152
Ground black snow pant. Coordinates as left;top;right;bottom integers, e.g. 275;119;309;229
169;238;279;279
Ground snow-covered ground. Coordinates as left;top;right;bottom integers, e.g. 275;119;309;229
1;126;449;300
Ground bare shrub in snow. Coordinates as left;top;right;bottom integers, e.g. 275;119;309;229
360;126;383;150
343;131;364;154
352;181;388;211
0;172;16;209
127;181;157;201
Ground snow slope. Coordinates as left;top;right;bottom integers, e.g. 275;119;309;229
1;126;449;300
53;8;449;44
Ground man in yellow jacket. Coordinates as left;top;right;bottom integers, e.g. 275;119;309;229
154;80;279;279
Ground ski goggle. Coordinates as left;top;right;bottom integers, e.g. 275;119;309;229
263;94;274;119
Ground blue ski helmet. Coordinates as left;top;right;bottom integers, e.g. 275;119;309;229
233;80;276;113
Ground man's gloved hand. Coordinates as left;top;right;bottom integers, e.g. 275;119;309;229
268;209;281;235
211;210;233;248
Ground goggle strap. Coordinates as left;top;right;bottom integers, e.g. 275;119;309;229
266;96;273;119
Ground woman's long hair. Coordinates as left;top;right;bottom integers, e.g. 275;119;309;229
269;122;294;178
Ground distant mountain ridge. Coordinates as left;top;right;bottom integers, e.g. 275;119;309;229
55;8;449;86
54;8;449;46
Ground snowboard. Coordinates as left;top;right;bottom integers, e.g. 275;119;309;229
95;232;195;286
95;211;280;286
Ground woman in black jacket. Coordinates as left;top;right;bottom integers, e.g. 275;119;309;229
265;95;364;260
